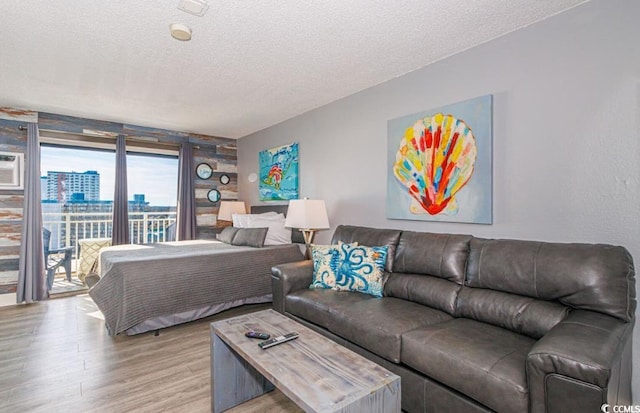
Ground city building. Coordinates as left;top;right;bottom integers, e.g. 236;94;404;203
44;170;100;203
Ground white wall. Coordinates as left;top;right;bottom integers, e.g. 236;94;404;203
238;0;640;400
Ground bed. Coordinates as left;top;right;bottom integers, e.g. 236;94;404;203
89;205;304;336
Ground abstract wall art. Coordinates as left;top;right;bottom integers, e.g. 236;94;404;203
387;95;492;224
259;142;299;201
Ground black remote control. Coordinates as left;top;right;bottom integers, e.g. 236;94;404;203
258;332;299;349
245;331;270;340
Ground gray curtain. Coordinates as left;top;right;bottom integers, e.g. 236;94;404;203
176;142;197;240
111;134;130;245
17;123;46;303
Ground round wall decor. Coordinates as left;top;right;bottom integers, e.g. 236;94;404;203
196;163;213;179
207;189;221;203
219;174;230;185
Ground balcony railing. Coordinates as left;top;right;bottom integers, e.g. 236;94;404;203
43;211;177;259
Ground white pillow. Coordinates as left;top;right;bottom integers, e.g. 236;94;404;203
246;215;291;245
232;212;282;228
232;214;250;228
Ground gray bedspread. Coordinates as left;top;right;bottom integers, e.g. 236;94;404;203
89;240;303;336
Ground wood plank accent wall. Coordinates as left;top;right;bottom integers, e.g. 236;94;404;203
0;108;237;294
0;113;27;294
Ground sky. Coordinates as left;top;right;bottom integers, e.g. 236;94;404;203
41;146;178;206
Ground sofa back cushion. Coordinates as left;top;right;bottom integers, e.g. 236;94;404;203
331;225;402;271
394;231;472;283
467;238;636;322
455;287;570;338
384;273;460;315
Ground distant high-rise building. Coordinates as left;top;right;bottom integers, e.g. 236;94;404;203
40;176;47;200
45;170;100;202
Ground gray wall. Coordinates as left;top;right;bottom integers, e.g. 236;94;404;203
238;0;640;399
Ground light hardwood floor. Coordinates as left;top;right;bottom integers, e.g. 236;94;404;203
0;295;301;412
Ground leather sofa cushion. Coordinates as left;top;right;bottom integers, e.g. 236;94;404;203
455;287;570;338
331;225;401;272
328;297;452;363
467;238;636;322
384;273;460;315
402;318;535;413
285;289;374;330
394;231;471;283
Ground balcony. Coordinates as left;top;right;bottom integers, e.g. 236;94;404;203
43;211;176;294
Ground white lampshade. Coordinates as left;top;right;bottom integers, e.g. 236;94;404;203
285;199;329;230
218;201;246;221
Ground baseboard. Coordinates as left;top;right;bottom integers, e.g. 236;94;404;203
0;293;17;307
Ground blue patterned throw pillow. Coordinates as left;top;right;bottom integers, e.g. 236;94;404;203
310;243;346;289
310;243;388;298
332;244;388;297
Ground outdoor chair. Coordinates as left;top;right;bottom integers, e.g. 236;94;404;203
43;228;74;290
166;222;176;242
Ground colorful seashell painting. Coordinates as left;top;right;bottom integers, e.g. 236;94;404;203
387;95;492;224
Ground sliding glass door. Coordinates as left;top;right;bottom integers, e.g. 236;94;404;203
40;144;178;259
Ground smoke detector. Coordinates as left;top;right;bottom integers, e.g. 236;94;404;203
170;23;192;41
177;0;209;17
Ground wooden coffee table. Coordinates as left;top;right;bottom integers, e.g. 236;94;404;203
210;309;400;412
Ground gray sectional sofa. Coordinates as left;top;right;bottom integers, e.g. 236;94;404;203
271;225;636;413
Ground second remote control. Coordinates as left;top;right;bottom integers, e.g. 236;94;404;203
245;331;270;340
258;332;299;349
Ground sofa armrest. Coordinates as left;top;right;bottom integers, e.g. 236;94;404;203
271;261;313;314
527;310;633;413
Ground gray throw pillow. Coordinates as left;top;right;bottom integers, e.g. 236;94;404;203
216;227;239;244
231;228;268;248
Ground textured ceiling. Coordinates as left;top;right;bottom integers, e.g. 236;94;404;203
0;0;587;138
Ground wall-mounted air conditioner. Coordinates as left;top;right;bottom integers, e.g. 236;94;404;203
0;151;24;190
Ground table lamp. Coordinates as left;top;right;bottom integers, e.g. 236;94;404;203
218;201;247;224
285;199;330;259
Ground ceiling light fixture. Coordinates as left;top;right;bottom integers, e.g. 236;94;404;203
177;0;209;17
169;23;192;41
